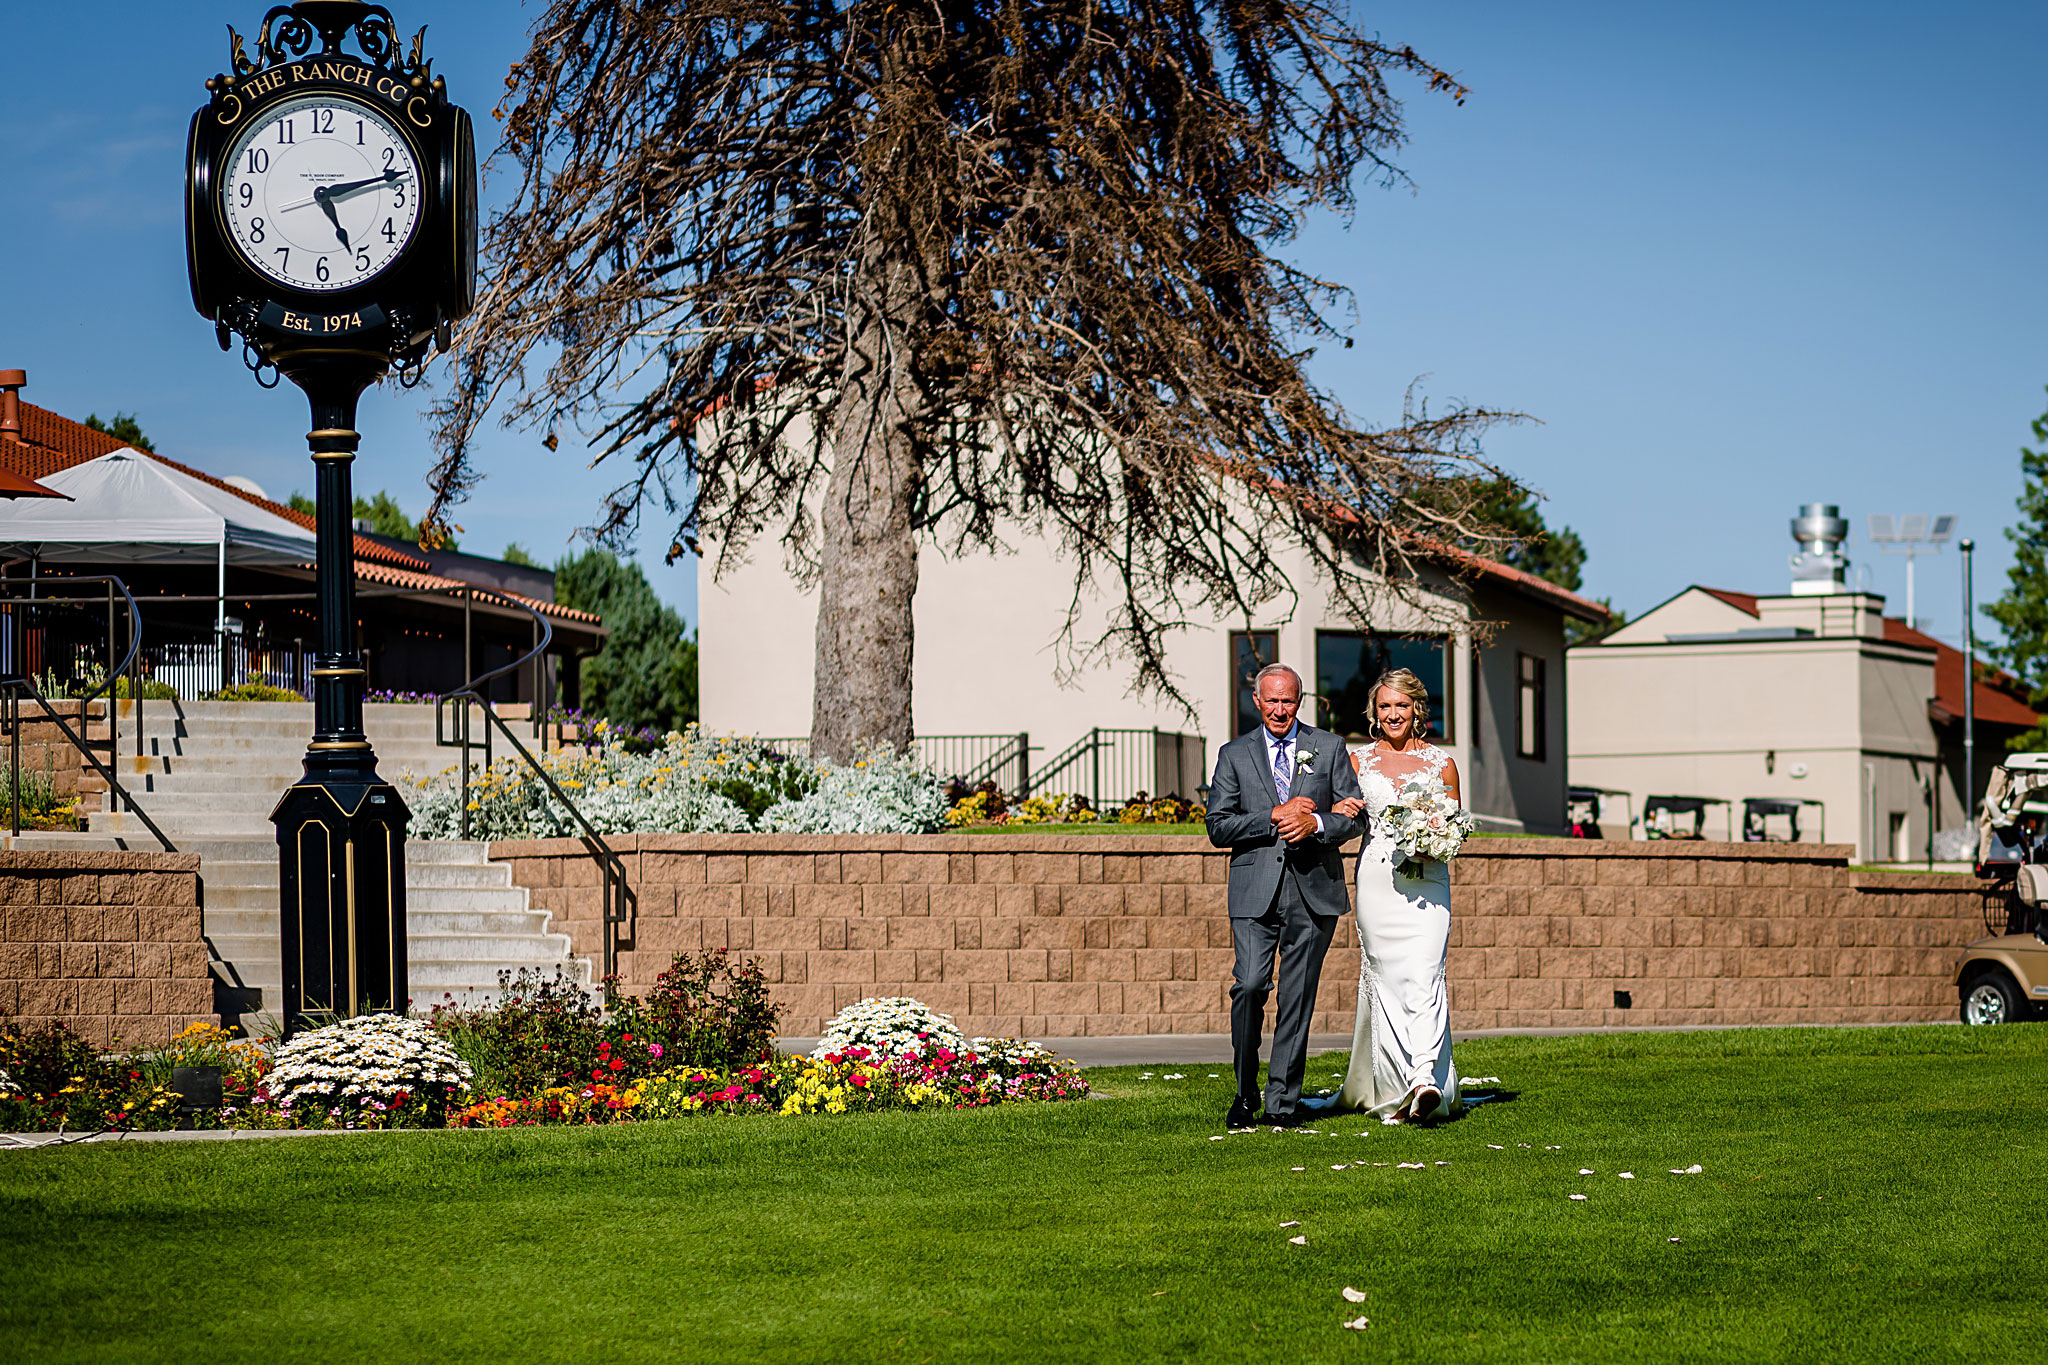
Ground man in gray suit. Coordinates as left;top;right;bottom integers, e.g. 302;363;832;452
1205;663;1363;1128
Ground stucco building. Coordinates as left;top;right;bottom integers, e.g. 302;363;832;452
698;447;1608;831
1567;505;2035;861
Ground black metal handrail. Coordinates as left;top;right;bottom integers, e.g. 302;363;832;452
435;585;634;978
0;575;173;850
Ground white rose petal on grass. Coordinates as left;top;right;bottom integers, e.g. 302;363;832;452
1292;1166;1306;1172
1569;1194;1588;1202
1687;1164;1703;1174
1579;1168;1595;1176
1488;1144;1504;1149
1342;1287;1369;1303
1331;1164;1349;1170
1342;1316;1370;1331
1210;1135;1227;1142
1619;1172;1635;1180
1669;1237;1683;1244
1435;1161;1450;1166
1397;1162;1425;1170
1289;1235;1308;1246
1280;1221;1301;1228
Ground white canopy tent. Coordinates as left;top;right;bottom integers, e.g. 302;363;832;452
0;448;317;639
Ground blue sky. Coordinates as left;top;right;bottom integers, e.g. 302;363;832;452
0;2;2041;648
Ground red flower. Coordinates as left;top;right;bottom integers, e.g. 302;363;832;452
623;1034;634;1042
592;1069;607;1082
598;1041;612;1054
850;1074;868;1088
608;1058;626;1072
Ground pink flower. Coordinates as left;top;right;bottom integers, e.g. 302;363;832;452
648;1044;664;1058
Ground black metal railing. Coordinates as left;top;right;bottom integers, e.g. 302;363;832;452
1026;728;1208;808
436;587;635;978
0;576;173;850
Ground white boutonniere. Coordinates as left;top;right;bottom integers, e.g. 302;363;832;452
1295;745;1318;774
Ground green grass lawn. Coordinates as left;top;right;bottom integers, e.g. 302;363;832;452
4;1026;2043;1364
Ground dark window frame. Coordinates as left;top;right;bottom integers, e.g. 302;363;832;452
1311;630;1453;743
1229;629;1281;739
1516;651;1547;761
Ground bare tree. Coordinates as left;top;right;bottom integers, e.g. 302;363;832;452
430;0;1520;761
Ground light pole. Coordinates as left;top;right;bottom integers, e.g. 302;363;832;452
1961;537;1976;824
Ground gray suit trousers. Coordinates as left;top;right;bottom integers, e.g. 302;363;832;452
1230;875;1339;1116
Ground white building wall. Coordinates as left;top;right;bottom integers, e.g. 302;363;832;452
1567;590;1941;861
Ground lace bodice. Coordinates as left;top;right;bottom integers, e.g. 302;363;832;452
1352;743;1452;823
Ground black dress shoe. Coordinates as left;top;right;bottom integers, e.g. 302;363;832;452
1261;1109;1301;1128
1225;1097;1259;1129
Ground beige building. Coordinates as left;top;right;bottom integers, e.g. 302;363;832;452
1568;507;2035;861
699;462;1608;829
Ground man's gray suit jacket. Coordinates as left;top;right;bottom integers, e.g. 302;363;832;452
1204;724;1364;917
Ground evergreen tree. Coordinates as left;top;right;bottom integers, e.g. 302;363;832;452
502;543;540;567
1985;388;2048;698
555;548;697;731
284;489;457;549
83;412;154;452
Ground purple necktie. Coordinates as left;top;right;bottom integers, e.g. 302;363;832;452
1273;739;1292;802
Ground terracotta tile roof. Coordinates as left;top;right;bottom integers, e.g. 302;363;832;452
353;558;603;627
1881;617;2037;730
1443;545;1612;624
0;400;429;571
1699;587;1761;617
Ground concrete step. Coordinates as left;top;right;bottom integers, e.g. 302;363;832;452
404;861;515;888
202;883;532;912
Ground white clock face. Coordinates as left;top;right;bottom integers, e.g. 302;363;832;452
219;94;422;294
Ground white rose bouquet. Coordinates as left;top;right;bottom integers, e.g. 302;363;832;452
1382;774;1475;877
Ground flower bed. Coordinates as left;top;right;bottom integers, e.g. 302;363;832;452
405;724;948;838
0;953;1087;1133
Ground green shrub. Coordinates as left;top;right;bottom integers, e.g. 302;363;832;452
204;681;305;702
429;969;607;1098
604;950;782;1072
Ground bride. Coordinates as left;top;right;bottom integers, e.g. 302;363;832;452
1326;667;1461;1122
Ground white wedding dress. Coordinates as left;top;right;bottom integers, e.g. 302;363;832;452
1335;743;1461;1120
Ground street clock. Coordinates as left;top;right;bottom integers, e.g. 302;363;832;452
187;0;475;377
185;0;478;1035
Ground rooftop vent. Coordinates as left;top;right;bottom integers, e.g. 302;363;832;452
1789;502;1848;596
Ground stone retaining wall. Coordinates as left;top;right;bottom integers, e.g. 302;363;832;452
0;851;214;1046
487;835;1991;1037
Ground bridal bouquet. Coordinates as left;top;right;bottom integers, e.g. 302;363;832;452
1383;775;1476;876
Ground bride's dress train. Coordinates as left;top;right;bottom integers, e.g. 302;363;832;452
1335;744;1460;1119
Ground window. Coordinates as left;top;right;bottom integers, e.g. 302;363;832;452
1515;652;1546;760
1230;630;1280;738
1314;632;1450;741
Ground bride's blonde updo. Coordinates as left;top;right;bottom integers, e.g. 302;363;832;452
1370;667;1431;735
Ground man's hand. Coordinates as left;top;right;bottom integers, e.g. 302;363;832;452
1271;796;1319;845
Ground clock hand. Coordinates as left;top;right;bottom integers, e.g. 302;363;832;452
313;186;350;250
276;168;409;213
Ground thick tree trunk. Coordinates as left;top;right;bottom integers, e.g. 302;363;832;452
811;263;923;763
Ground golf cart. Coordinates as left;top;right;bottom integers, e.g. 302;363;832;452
1742;797;1825;843
1642;795;1732;841
1567;786;1633;840
1954;754;2048;1024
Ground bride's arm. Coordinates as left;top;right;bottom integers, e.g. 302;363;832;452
1442;755;1462;805
1331;750;1366;820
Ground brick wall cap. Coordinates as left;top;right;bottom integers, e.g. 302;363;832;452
1464;838;1854;864
0;850;198;873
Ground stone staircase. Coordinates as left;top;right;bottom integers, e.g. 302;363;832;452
69;700;591;1016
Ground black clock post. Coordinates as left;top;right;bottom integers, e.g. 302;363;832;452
186;0;477;1036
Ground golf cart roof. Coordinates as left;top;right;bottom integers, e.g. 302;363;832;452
2004;753;2048;772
